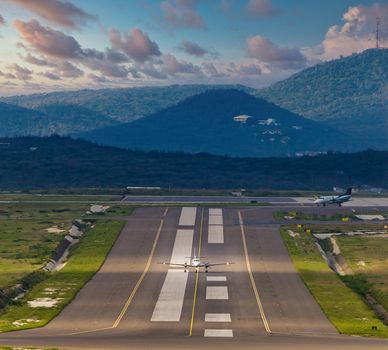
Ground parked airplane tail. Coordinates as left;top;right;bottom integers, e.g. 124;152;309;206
345;187;352;195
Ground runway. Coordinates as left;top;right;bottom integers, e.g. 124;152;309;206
1;206;388;349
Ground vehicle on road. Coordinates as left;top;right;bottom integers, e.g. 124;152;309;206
314;187;352;207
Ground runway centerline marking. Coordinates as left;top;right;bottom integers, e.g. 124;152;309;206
204;329;233;337
206;276;227;282
68;208;169;336
205;313;231;322
206;286;229;300
189;208;204;336
238;210;272;334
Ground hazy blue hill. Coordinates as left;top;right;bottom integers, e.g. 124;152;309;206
0;102;50;137
0;102;117;136
257;49;388;147
1;84;252;123
79;89;362;157
0;136;386;190
36;104;118;133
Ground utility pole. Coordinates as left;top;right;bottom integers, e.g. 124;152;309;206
376;17;381;49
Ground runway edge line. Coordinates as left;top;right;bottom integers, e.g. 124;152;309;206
238;210;272;334
112;207;169;328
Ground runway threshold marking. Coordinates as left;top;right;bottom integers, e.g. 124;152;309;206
68;208;169;336
238;210;272;334
189;207;204;336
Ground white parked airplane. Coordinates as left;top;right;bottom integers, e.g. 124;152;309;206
314;187;352;207
161;250;233;273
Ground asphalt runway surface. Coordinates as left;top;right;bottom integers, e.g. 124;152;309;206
1;206;388;349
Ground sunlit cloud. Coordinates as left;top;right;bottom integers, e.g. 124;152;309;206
7;0;97;29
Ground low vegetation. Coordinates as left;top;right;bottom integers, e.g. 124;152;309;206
337;236;388;313
0;220;125;332
280;226;388;337
0;204;87;289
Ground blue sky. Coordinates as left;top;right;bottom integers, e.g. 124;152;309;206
0;0;386;95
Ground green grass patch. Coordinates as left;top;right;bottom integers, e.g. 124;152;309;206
0;219;125;333
280;226;388;337
337;235;388;312
0;204;87;288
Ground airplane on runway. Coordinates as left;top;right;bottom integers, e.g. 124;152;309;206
314;187;352;207
161;250;233;273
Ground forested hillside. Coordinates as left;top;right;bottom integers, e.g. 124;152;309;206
0;136;386;190
258;49;388;147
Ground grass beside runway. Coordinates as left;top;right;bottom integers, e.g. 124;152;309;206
0;219;125;333
280;226;388;337
336;235;388;314
0;203;87;289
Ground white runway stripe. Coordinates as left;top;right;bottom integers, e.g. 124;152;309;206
206;276;227;282
209;208;222;216
208;225;224;244
151;228;194;322
205;313;231;322
151;270;188;322
206;286;229;300
209;215;223;225
179;207;197;226
204;329;233;337
170;229;194;264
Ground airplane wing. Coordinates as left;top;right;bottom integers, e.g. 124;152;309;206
206;262;234;267
160;262;189;267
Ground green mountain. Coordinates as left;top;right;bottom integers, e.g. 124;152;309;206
0;136;386;190
1;84;251;123
79;89;363;157
257;49;388;147
0;102;116;136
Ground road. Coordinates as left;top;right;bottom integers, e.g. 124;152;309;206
1;206;388;349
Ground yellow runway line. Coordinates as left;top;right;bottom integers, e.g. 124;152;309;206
68;208;169;336
189;207;204;336
238;210;271;334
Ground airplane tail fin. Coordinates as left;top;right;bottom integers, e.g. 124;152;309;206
345;187;352;195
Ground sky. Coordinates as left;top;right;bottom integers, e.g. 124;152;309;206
0;0;386;96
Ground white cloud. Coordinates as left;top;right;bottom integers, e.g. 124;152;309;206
307;3;388;61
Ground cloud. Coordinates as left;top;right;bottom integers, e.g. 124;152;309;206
245;0;280;18
21;53;56;67
39;71;61;80
310;3;388;60
109;28;161;63
179;40;208;57
87;73;108;83
84;57;129;78
0;14;5;25
57;61;83;78
8;64;33;80
246;35;306;69
0;70;17;79
160;0;206;29
8;0;96;29
13;19;83;58
202;62;225;77
161;53;201;75
138;62;168;79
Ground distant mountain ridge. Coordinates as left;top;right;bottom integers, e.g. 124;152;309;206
78;89;363;157
257;49;388;148
1;84;251;123
0;102;117;136
0;136;386;190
